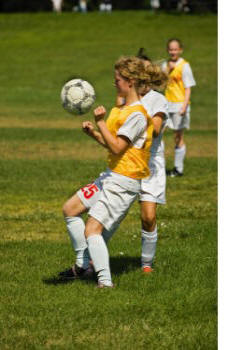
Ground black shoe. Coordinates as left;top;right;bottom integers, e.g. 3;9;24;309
59;264;94;280
166;167;183;177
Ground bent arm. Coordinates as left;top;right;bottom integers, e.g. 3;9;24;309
96;120;130;155
82;121;107;148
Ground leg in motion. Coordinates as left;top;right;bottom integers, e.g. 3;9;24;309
140;201;158;272
61;194;91;278
85;217;113;287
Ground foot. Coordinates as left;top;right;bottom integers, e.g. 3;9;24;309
59;264;94;280
142;266;154;273
166;167;183;177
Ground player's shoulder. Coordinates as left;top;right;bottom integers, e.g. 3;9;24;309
143;89;167;103
180;57;192;68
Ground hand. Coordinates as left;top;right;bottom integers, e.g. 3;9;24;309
168;60;176;72
82;121;94;135
179;105;187;116
94;106;106;123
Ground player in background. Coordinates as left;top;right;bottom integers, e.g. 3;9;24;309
116;48;169;273
162;38;196;177
61;56;154;287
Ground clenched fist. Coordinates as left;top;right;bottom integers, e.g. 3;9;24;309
94;105;106;122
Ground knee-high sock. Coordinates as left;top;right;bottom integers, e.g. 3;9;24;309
141;227;158;268
174;144;186;173
87;234;112;286
65;216;90;269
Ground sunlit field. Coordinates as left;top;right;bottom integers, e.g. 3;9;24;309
0;11;217;349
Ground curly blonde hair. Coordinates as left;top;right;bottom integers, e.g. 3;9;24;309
115;56;168;95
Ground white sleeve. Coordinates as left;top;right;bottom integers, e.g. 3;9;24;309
150;97;169;119
141;91;169;120
182;63;196;88
117;112;147;144
161;61;167;72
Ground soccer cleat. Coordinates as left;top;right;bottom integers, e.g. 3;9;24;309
59;264;94;280
166;167;183;177
142;266;154;273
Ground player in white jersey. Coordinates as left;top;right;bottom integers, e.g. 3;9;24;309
116;49;169;273
136;49;169;272
139;89;168;272
162;38;196;176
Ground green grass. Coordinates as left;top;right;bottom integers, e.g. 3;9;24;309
0;11;217;349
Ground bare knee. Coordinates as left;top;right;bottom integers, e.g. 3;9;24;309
85;217;103;238
141;212;156;232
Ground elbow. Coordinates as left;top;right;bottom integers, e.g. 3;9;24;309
111;148;122;155
110;146;126;155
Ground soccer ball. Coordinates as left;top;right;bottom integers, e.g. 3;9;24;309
61;78;96;115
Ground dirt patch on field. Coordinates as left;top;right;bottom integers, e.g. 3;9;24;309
0;117;83;129
0;141;107;160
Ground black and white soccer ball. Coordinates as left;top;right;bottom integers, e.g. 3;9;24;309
61;79;96;115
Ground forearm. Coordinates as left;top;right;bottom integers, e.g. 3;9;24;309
96;120;127;154
183;87;191;110
89;129;107;147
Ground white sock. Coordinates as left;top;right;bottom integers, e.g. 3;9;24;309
174;144;186;173
65;216;90;269
141;227;158;268
87;234;112;286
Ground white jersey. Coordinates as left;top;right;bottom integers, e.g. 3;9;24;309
140;90;168;204
162;58;196;113
141;90;168;155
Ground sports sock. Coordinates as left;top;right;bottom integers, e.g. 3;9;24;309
141;227;158;268
65;216;90;269
174;144;186;173
87;234;112;286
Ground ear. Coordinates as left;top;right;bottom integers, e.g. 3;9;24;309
129;79;136;88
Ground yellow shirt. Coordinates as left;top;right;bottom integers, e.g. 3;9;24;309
106;105;153;179
165;59;189;103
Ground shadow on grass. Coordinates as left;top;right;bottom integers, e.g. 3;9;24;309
110;256;140;275
42;256;140;286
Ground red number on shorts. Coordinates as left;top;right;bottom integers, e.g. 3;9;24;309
81;183;99;199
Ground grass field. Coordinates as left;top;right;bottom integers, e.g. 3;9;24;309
0;11;217;349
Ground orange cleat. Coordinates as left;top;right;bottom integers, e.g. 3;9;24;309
142;266;154;273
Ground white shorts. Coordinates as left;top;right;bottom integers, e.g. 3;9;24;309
89;172;141;231
76;171;111;209
139;152;166;204
166;110;190;130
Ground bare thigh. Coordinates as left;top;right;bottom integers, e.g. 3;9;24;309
63;193;87;217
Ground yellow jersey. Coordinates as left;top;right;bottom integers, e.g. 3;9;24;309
106;105;153;179
165;59;189;103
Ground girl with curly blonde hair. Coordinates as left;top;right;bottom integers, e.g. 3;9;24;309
60;56;155;287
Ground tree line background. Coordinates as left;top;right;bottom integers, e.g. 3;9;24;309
0;0;217;13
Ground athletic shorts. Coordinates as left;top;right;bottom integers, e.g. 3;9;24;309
89;172;141;231
139;153;166;204
166;110;190;130
76;171;111;209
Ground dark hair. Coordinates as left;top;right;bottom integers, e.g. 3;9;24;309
167;38;183;49
136;48;151;62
